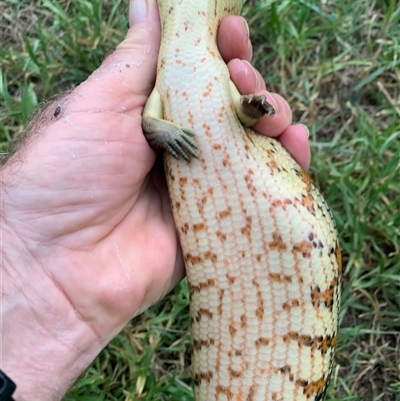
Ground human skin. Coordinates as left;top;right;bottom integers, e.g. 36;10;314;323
1;0;311;400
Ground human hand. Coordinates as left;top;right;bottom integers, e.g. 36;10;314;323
2;1;310;400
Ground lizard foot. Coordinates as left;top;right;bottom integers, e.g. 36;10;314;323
142;116;198;162
240;94;275;120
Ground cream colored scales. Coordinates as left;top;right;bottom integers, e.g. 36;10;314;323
142;1;341;400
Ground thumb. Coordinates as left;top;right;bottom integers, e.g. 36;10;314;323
71;0;160;113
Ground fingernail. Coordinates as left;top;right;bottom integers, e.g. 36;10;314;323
129;0;148;26
297;124;310;138
239;17;253;60
240;60;258;84
239;17;250;39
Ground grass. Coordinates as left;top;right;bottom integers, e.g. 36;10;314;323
1;0;399;400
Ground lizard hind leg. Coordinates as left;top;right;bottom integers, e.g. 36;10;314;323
142;116;198;162
229;81;275;127
142;89;198;161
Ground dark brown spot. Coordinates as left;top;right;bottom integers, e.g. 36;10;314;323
299;377;328;398
310;278;338;310
219;208;231;219
229;368;241;378
196;308;213;322
216;231;227;242
222;156;230;167
255;337;270;348
216;385;232;397
181;223;189;234
272;199;282;208
247;385;256;401
255;307;264;321
269;273;281;281
278;365;291;374
193;223;205;231
217;289;224;315
204;251;217;263
186;253;202;264
193;338;215;351
194;370;213;386
297;379;309;387
292;241;313;258
269;231;287;251
199;279;215;289
282;299;300;311
226;274;236;285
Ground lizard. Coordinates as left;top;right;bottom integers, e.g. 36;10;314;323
141;1;342;400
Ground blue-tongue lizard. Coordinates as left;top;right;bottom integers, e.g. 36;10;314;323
141;1;341;400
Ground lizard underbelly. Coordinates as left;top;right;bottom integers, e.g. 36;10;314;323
143;2;342;400
164;115;340;400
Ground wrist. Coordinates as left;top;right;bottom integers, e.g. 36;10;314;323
1;222;103;401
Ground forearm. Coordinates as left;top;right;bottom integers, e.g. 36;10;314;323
1;223;102;401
